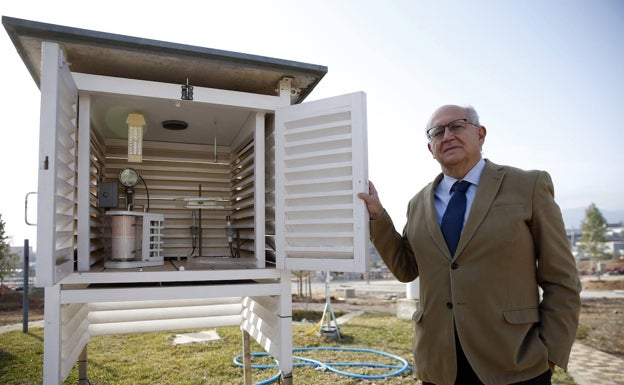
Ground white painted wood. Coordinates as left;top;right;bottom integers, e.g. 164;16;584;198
73;72;282;112
265;118;277;266
84;126;107;267
62;304;88;334
275;92;370;273
231;112;257;150
60;283;282;304
62;319;89;380
43;285;62;385
59;302;89;381
36;42;78;287
89;315;242;336
244;295;278;313
240;296;280;358
254;112;266;268
278;270;293;377
240;318;279;358
60;267;280;285
241;302;277;328
229;120;259;261
77;94;92;272
88;303;242;323
89;297;243;311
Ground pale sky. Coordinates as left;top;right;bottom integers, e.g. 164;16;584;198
1;0;623;247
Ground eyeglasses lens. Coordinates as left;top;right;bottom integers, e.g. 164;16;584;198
428;119;467;141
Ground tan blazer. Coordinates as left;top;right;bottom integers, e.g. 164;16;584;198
370;160;581;385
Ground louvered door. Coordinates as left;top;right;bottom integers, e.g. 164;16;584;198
36;42;78;286
275;92;369;273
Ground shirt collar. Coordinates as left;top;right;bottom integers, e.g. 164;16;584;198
441;158;486;193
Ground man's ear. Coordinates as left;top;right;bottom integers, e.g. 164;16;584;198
478;125;487;143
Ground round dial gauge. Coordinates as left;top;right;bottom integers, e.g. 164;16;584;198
119;168;140;188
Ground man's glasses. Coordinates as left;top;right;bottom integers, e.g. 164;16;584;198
426;119;478;141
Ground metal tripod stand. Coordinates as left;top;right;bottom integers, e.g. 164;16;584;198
318;271;341;340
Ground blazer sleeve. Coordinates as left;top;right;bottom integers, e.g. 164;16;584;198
370;207;419;283
532;171;582;369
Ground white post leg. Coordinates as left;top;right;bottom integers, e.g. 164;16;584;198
242;330;252;385
43;284;61;385
278;270;293;384
78;345;88;385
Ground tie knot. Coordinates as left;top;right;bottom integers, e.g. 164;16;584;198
451;180;471;194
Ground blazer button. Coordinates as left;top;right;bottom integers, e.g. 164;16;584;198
446;302;453;309
451;263;459;270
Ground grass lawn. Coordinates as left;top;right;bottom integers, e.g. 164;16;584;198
0;312;576;384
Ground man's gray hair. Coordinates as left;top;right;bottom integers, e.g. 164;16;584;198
464;106;480;126
426;105;481;130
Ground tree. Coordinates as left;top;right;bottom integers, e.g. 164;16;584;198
292;270;312;298
0;213;20;287
578;203;610;276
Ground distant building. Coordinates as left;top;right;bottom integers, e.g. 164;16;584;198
567;222;624;261
605;222;624;258
9;246;36;283
10;245;36;265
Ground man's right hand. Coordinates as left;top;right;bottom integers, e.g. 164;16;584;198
358;181;384;220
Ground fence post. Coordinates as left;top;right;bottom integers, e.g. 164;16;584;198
22;239;29;333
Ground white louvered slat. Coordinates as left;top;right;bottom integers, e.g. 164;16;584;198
86;126;107;267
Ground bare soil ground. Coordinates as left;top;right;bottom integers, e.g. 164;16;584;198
577;278;624;358
2;280;623;360
0;286;44;326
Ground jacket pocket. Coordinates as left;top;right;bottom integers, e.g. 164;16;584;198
503;308;540;324
492;203;524;214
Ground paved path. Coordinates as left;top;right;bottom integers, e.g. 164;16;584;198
568;342;624;385
0;319;43;334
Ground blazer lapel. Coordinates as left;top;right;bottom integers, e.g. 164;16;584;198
425;174;452;259
454;160;505;259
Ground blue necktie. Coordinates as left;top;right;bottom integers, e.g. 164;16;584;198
441;180;471;256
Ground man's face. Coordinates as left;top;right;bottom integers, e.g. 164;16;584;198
427;106;486;175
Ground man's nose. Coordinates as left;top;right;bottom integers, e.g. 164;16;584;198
442;126;456;140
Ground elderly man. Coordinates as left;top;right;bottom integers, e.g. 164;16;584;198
359;105;581;385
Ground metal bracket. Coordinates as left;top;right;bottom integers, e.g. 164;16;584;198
181;78;193;100
276;77;301;104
